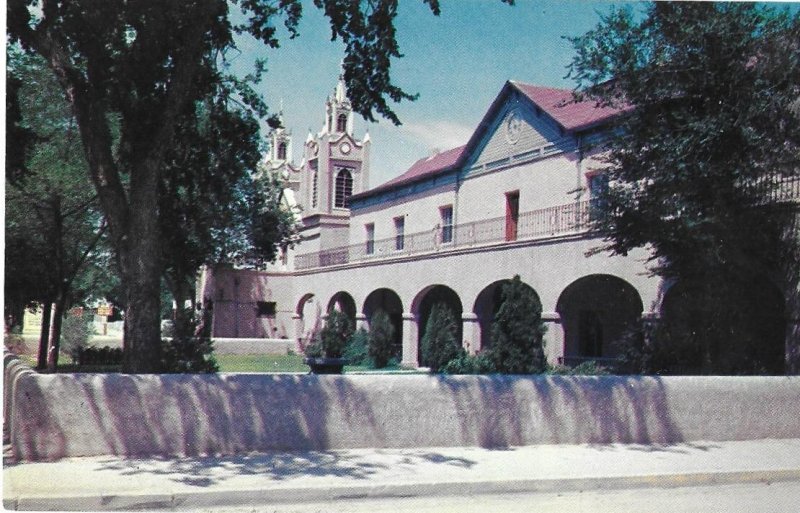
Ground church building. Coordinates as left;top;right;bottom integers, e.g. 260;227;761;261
198;73;792;371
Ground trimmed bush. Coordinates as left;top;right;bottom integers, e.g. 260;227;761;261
487;275;546;374
368;310;395;369
344;327;370;366
160;308;219;373
316;310;354;359
421;302;462;373
441;352;495;374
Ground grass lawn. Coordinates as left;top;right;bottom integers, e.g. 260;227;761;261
216;353;309;373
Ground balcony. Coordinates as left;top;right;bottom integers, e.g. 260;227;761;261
295;200;594;270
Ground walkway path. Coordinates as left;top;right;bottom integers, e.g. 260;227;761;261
4;438;800;511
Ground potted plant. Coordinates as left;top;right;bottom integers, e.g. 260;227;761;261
304;310;353;374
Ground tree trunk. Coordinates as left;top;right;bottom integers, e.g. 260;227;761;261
46;298;66;372
36;302;52;370
121;159;163;373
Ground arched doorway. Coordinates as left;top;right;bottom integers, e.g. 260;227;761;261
661;278;786;374
413;285;463;366
296;293;321;348
327;291;357;324
473;279;541;351
363;288;404;358
557;275;643;366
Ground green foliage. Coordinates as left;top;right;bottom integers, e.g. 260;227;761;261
61;315;94;362
441;352;495;375
344;327;371;366
547;361;611;376
568;3;800;373
368;310;395;369
421;302;463;373
315;310;354;359
160;309;219;373
486;276;546;374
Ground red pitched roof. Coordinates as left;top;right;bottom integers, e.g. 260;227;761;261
512;82;628;132
372;145;465;193
354;82;626;200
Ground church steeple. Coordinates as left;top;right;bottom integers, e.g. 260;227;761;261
268;107;292;164
325;72;353;135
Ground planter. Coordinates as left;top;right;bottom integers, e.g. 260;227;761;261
304;357;348;374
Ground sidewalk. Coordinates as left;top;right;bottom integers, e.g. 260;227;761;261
4;439;800;511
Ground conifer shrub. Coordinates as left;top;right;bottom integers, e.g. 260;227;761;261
368;309;395;369
486;275;546;374
312;309;353;359
160;308;219;373
62;314;93;362
344;327;370;366
421;302;463;373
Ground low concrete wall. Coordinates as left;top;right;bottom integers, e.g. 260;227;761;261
6;354;800;461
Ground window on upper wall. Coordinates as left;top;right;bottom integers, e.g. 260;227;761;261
365;223;375;255
440;205;453;244
335;168;353;208
588;173;609;221
277;142;287;160
337;113;348;133
394;216;405;251
505;191;520;241
256;301;277;318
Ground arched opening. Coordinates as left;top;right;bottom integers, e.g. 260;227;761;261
277;141;287;160
660;278;785;374
413;285;463;366
327;291;357;325
557;275;643;366
473;279;540;351
335;168;353;208
337;113;348;133
363;288;404;358
296;294;321;348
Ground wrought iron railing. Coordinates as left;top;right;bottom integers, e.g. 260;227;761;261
295;200;594;270
294;174;800;271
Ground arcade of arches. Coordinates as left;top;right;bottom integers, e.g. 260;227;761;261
294;273;781;372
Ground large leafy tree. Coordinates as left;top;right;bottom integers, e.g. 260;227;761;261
5;49;111;370
7;0;479;373
568;3;800;373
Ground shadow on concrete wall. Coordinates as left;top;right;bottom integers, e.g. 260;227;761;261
436;375;683;448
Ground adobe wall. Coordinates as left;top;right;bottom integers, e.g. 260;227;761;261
6;355;800;461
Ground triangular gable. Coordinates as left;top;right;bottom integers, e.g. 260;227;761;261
460;84;578;175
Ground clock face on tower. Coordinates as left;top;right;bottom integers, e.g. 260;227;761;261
339;142;351;155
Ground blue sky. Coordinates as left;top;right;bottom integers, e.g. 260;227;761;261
238;0;624;186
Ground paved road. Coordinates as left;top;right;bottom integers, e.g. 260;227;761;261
192;481;800;513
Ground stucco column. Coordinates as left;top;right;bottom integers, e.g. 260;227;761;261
401;312;419;368
292;313;303;352
542;312;563;366
356;312;368;332
461;312;480;354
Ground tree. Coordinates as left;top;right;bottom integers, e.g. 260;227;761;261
568;3;800;373
5;48;112;371
421;302;462;373
368;309;395;369
8;0;505;373
487;276;545;374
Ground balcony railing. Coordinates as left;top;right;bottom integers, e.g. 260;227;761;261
295;200;594;270
294;174;800;271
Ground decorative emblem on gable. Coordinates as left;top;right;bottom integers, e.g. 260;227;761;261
505;110;523;145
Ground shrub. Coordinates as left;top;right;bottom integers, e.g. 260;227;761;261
77;346;124;366
344;327;370;366
160;308;219;373
368;310;395;369
616;321;702;375
62;314;93;362
421;302;463;373
441;352;495;374
547;360;611;376
316;310;353;359
486;275;546;374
